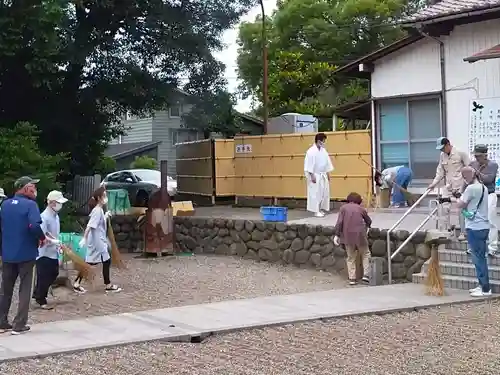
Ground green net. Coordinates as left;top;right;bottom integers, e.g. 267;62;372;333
58;232;87;262
107;189;132;215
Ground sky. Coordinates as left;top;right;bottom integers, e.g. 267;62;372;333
213;0;278;114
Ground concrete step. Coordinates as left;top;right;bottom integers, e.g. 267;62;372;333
423;261;500;280
412;273;500;293
439;249;500;267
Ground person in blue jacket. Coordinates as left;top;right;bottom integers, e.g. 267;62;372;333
0;176;46;335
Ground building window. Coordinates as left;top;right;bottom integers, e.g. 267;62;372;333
378;97;442;180
169;104;182;118
171;130;178;145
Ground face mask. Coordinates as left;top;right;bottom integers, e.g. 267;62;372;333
102;197;108;205
54;203;62;212
317;141;324;148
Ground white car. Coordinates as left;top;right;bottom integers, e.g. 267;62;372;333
101;169;177;206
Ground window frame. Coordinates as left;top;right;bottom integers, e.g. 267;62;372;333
169;103;182;118
377;95;442;181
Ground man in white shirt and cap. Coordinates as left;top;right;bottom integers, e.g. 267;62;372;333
304;133;334;217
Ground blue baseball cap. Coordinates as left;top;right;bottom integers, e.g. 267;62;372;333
435;137;449;150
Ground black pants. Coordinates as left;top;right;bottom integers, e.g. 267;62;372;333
33;257;59;305
75;258;111;285
0;261;35;330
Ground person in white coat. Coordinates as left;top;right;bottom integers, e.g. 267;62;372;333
304;133;334;217
74;187;121;294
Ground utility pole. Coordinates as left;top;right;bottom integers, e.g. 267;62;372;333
259;0;268;134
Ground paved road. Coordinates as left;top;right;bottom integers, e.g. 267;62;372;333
0;284;495;362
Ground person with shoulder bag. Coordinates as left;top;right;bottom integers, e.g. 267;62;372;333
457;167;491;297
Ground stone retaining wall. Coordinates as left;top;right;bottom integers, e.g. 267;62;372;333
174;217;432;281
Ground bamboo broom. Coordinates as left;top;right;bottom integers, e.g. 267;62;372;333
107;217;126;269
61;244;96;282
425;244;444;296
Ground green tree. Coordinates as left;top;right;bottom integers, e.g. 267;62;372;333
131;156;157;170
0;0;254;175
236;0;423;116
0;122;66;207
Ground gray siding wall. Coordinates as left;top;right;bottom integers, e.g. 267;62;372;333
110;116;154;144
152;104;203;176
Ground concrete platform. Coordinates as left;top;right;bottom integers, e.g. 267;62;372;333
193;206;500;231
0;284;497;362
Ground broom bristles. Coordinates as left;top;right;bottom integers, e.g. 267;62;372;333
107;218;126;269
61;245;95;282
425;245;444;296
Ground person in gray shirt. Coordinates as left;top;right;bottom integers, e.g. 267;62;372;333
470;144;499;256
32;190;68;309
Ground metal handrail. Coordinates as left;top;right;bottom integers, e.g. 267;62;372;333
386;188;432;283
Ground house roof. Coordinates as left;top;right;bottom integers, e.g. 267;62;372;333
464;44;500;62
237;112;263;126
402;0;500;25
333;35;423;77
104;141;161;160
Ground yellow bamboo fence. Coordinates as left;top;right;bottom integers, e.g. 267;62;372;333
233;130;373;203
176;139;235;203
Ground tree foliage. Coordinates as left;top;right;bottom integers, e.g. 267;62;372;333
0;0;254;174
131;156;157;170
236;0;423;117
0;122;65;206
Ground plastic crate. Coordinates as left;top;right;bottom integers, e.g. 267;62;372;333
260;206;288;222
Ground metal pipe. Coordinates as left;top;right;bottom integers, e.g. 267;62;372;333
386;188;431;283
418;30;447;136
391;207;438;261
259;0;268;134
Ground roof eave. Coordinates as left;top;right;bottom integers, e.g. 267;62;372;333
111;141;161;159
333;35;423;76
400;5;500;27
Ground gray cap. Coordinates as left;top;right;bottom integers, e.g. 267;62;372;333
14;176;40;190
473;144;488;155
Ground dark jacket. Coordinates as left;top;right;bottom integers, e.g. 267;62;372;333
0;194;45;263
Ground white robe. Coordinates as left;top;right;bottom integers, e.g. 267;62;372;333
304;144;334;213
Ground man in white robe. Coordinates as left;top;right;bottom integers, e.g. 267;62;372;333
304;133;334;217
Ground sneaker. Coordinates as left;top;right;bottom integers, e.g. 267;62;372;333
0;322;12;333
73;285;87;294
314;212;325;218
361;276;370;283
105;284;122;293
11;326;30;335
348;280;357;286
470;289;492;297
457;233;466;242
469;285;482;293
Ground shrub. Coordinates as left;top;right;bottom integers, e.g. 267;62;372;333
131;155;157;170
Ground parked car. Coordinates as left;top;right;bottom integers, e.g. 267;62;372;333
101;169;177;206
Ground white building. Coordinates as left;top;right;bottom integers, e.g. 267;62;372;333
336;0;500;193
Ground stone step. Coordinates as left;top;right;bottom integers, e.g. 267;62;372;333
412;273;500;293
439;249;500;267
422;261;500;279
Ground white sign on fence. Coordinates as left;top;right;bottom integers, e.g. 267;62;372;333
469;98;500;192
235;144;252;154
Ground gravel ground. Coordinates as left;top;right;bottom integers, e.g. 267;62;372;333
2;300;499;375
5;254;345;324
